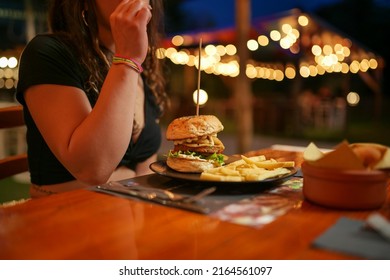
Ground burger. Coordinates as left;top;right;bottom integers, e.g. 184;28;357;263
166;115;226;173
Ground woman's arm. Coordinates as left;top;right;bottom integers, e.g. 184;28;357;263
24;1;153;185
24;65;139;185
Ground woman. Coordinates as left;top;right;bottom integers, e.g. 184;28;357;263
16;0;168;197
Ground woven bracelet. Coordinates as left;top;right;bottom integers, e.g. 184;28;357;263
112;55;143;73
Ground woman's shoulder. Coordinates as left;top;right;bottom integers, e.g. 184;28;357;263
23;33;72;55
29;33;58;42
21;33;77;64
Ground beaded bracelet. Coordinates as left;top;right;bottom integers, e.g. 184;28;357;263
112;55;143;73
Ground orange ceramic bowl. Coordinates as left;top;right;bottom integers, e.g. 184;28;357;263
301;161;388;210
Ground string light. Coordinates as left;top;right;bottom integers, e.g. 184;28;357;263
0;56;18;89
156;13;379;81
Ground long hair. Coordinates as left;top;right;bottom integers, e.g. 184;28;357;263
47;0;168;115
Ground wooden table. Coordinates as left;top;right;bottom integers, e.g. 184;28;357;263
0;149;388;260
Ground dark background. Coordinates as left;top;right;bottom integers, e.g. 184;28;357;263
1;0;389;145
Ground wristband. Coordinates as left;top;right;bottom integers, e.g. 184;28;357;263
112;55;143;73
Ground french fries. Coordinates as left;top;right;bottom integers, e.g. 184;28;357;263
200;155;295;182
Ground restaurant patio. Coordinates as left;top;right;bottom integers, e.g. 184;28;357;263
159;6;388;153
1;1;390;270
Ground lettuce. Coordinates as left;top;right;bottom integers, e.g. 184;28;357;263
168;150;224;165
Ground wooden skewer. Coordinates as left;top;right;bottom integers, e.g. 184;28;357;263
196;38;202;116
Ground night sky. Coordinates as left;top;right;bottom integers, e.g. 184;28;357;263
181;0;389;28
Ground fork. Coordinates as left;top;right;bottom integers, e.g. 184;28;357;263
105;181;216;203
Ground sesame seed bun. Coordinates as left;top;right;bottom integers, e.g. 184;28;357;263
166;115;224;141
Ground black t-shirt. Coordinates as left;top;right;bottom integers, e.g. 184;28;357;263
16;34;161;185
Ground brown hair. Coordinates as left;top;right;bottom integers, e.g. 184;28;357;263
48;0;168;115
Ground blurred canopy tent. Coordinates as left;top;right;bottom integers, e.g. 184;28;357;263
160;8;384;152
1;3;385;150
0;0;47;101
161;8;384;116
0;0;46;49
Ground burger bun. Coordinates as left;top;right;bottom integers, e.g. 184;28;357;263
166;115;224;140
166;156;215;173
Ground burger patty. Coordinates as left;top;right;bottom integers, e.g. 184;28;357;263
173;144;224;154
172;135;225;154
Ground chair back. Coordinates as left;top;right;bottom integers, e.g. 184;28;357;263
0;105;29;180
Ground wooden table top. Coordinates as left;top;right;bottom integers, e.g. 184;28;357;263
0;149;388;260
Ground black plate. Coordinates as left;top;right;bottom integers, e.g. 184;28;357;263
149;160;298;191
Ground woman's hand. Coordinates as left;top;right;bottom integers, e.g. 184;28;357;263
110;0;152;63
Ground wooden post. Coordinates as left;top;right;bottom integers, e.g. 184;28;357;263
24;0;35;41
234;0;253;153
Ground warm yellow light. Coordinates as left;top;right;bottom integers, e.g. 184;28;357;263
316;65;326;75
360;59;370;72
172;35;184;46
334;43;343;53
216;45;226;56
312;45;322;56
274;69;284;81
171;51;189;65
350;60;360;73
336;53;345;62
213;61;240;77
246;64;257;79
225;44;237;55
342;46;351;57
247;39;258;51
205;66;215;75
193;89;208;106
286;31;298;42
7;57;18;68
268;69;275;80
5;78;14;89
195;55;213;70
165;47;177;59
227;61;240;77
298;15;309;26
156;48;166;59
254;67;261;78
325;54;338;67
309;65;318;77
285;66;296;79
0;57;8;68
282;24;292;34
257;35;269;46
187;55;196;66
323;45;333;56
341;63;349;73
4;69;13;79
300;66;310;78
369;59;378;69
346;91;360;106
333;62;342;72
264;68;271;79
291;29;300;39
280;37;294;49
205;44;217;56
270;30;281;41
